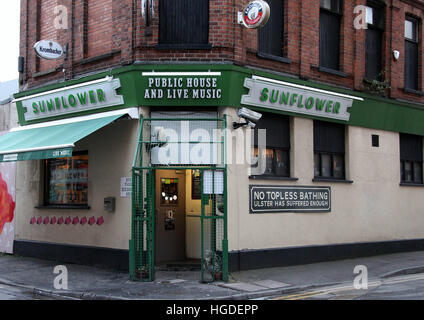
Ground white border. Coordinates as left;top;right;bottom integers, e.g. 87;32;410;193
250;186;332;213
13;76;114;103
252;76;364;101
142;72;222;77
10;107;139;132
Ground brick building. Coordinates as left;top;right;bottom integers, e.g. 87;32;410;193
3;0;424;282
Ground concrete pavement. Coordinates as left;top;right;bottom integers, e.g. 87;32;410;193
0;251;424;300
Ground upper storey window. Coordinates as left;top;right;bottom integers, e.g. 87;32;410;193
258;0;284;59
159;0;210;49
365;2;385;81
319;0;343;71
404;17;419;91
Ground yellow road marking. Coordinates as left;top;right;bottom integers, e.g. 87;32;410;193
274;274;424;300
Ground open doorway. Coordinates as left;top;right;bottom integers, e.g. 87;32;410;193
155;169;202;270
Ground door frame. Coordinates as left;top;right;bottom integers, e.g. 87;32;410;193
130;115;228;283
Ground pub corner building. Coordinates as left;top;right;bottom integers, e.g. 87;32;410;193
4;0;424;283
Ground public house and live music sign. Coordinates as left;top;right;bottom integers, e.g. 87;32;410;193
241;76;361;121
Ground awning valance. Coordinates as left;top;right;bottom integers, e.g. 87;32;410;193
0;108;138;162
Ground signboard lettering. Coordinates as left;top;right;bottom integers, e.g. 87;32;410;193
34;40;64;60
20;78;124;122
143;75;222;101
241;77;361;121
249;185;331;213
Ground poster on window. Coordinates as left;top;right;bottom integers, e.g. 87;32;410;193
0;160;16;254
47;154;88;206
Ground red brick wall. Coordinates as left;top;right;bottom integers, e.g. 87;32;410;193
87;0;113;58
19;0;424;106
38;0;59;72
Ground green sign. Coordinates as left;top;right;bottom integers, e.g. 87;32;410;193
141;72;223;103
241;76;363;121
16;77;124;122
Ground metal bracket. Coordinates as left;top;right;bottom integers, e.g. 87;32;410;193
237;11;244;25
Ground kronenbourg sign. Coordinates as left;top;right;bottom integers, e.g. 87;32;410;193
34;40;64;60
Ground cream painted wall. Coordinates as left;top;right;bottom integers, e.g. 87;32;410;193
223;111;424;252
14;105;424;254
15;117;140;250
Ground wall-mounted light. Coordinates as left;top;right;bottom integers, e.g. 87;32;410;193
393;50;400;61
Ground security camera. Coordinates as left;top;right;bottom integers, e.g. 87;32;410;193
238;108;262;122
148;127;168;150
233;108;262;129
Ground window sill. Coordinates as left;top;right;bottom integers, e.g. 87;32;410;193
313;178;353;184
155;43;212;50
403;88;424;97
77;51;121;65
257;52;292;64
399;182;424;187
312;65;348;78
33;68;60;78
249;176;299;181
36;205;91;210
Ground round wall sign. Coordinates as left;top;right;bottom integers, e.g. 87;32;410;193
34;40;64;60
242;0;270;29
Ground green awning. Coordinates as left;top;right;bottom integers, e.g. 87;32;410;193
0;111;134;162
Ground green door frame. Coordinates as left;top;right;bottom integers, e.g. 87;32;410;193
129;116;228;282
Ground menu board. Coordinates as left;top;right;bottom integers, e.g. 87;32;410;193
191;170;201;200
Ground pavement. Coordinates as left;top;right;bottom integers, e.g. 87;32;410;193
1;251;424;300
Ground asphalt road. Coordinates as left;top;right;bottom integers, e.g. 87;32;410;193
272;273;424;300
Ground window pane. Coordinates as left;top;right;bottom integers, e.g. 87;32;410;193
366;28;383;80
47;154;88;206
413;162;423;183
159;0;209;45
258;0;283;57
400;161;405;182
366;6;373;25
320;11;341;70
314;153;321;177
275;149;290;177
264;149;274;175
320;0;331;10
405;161;413;182
405;20;415;40
333;154;345;179
321;154;332;178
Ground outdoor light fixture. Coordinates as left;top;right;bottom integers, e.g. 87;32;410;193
233;107;263;129
393;50;400;61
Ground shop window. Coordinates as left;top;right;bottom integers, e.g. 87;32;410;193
314;120;346;180
252;113;290;177
365;2;385;81
320;0;343;71
404;17;419;91
160;178;179;205
44;152;88;207
400;133;423;184
258;0;284;58
159;0;209;48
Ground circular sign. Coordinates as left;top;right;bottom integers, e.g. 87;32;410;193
243;0;270;29
34;40;64;60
